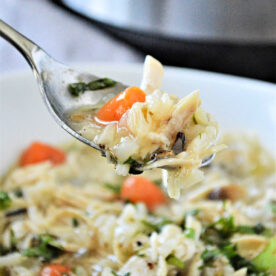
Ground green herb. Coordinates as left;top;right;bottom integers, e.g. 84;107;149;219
22;234;63;261
104;183;121;194
13;189;23;198
0;191;11;210
88;78;116;90
72;218;79;227
142;217;172;233
153;179;162;186
192;113;198;124
268;200;276;214
123;157;143;174
211;215;236;239
111;272;131;276
202;216;271;244
68;78;116;97
220;243;269;275
137;253;145;258
68;82;87;96
124;157;139;166
252;238;276;271
166;254;186;269
200;249;220;267
237;223;266;235
185;228;196;239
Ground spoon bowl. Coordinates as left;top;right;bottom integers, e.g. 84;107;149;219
0;19;214;169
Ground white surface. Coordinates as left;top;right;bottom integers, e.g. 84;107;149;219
0;0;142;73
0;63;276;174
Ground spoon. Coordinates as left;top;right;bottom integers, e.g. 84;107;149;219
0;20;215;170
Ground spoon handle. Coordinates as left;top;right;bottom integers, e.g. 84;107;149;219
0;20;45;72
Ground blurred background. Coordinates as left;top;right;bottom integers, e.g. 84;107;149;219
1;0;275;82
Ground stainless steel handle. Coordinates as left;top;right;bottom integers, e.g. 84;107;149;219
0;20;43;72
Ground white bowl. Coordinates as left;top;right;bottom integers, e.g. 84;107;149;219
1;63;275;174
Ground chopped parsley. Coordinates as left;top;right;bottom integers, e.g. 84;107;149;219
111;272;131;276
72;218;79;227
153;179;162;187
137;253;145;258
200;249;220;267
220;243;269;275
142;217;172;233
104;183;121;194
237;223;267;235
166;254;186;269
0;191;11;210
200;244;268;275
123;157;143;175
202;216;271;244
199;216;274;274
68;78;116;97
22;234;63;261
185;228;196;239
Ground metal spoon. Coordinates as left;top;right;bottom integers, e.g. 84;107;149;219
0;20;215;169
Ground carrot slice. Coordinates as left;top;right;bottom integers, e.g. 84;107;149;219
121;176;166;210
97;86;146;122
41;264;70;276
19;142;66;167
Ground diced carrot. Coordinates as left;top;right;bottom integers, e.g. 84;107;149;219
19;142;66;167
97;86;146;122
120;176;166;210
41;264;70;276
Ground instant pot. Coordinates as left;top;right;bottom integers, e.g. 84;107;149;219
51;0;276;82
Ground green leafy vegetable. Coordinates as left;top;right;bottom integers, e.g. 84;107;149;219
104;183;121;194
202;216;271;244
142;217;172;233
111;272;131;276
185;228;196;239
22;234;63;261
200;249;220;267
237;223;267;235
68;82;87;96
252;238;276;270
220;243;269;275
68;78;116;97
153;179;162;187
0;191;11;210
166;254;186;269
72;218;79;227
87;78;116;90
137;253;145;258
123;157;143;175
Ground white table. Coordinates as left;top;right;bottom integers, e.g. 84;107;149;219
0;0;142;73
